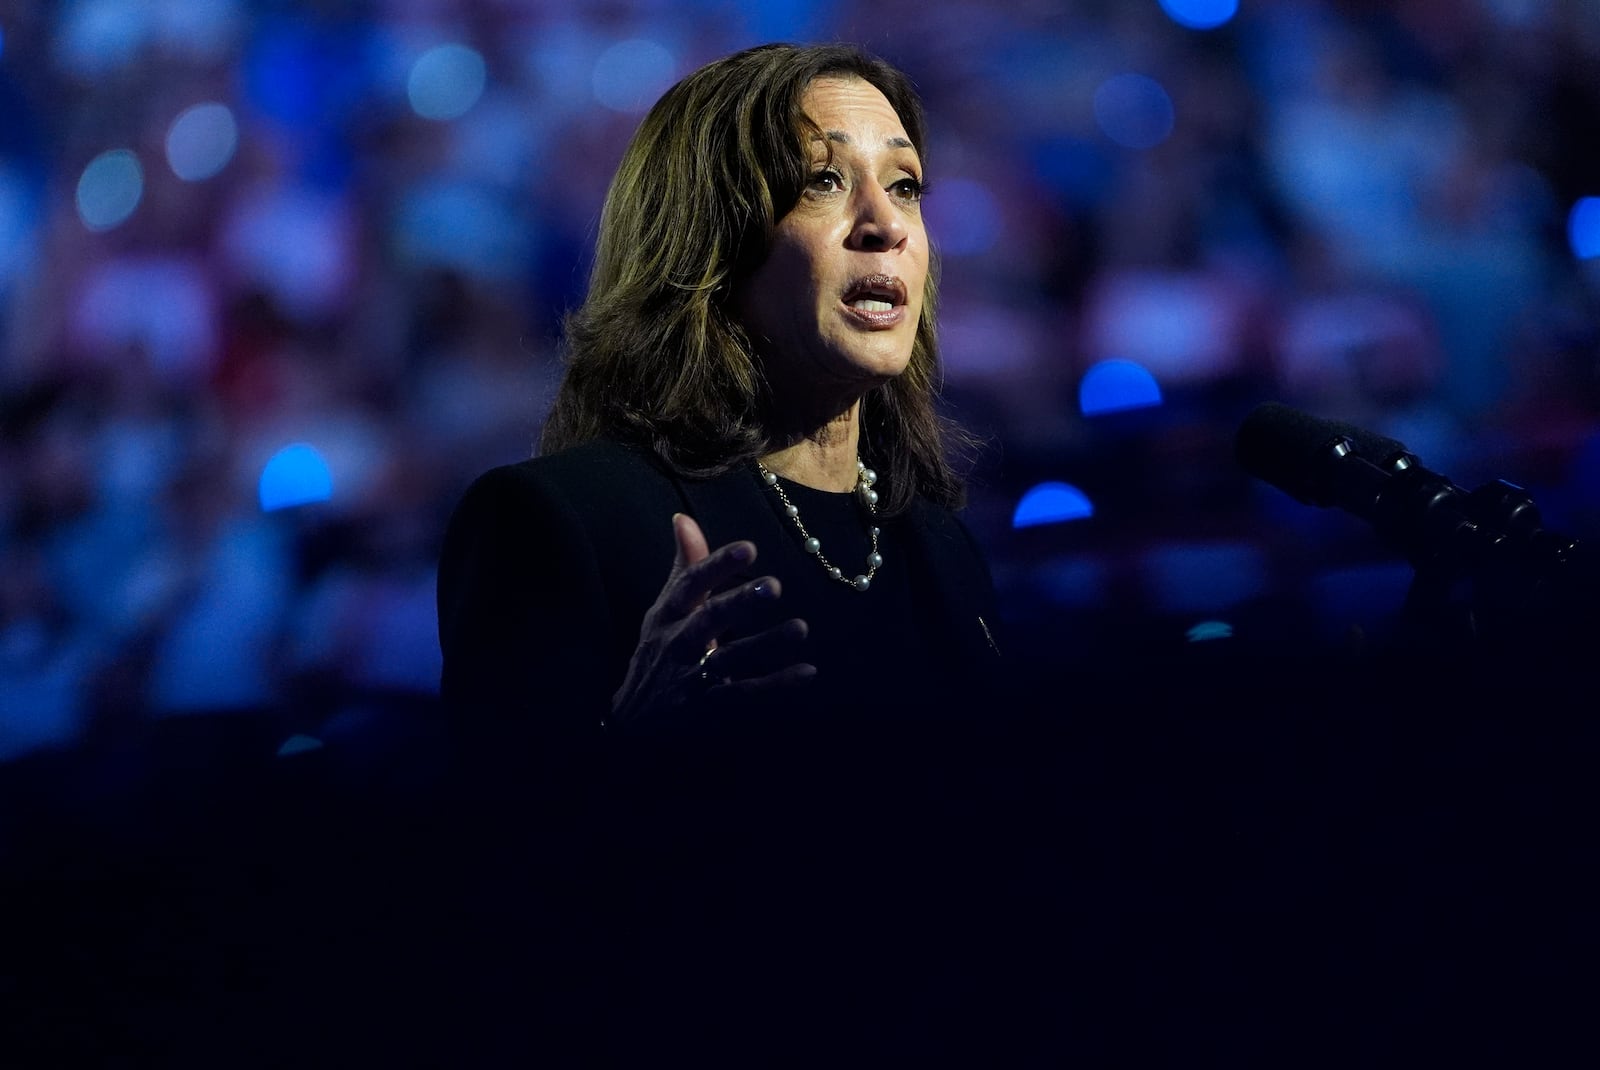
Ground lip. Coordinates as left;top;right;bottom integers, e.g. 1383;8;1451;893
840;273;909;329
842;273;908;306
839;302;907;329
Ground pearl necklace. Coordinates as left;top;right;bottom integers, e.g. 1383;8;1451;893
756;459;883;591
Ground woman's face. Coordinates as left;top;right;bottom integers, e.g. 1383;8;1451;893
737;77;928;413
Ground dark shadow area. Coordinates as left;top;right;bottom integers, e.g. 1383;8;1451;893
4;631;1595;1065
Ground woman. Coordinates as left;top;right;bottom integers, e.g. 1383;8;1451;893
435;43;1021;1059
438;43;1001;741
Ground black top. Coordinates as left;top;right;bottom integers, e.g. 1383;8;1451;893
433;439;1017;1057
726;469;955;725
436;439;1005;746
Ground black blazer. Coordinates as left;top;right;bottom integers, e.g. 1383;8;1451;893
434;440;1026;1058
437;438;1004;745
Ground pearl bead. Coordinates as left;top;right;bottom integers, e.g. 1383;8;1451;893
756;458;881;593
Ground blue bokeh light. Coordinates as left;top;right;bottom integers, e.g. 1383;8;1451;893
409;43;483;120
1013;482;1095;528
277;734;325;757
1569;197;1600;260
925;177;1001;257
166;102;239;181
1079;359;1163;415
0;166;34;287
408;43;487;121
259;443;333;511
76;149;143;231
1186;620;1235;642
1093;73;1176;150
593;39;676;113
1158;0;1240;31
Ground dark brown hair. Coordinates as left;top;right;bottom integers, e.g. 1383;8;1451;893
540;42;968;513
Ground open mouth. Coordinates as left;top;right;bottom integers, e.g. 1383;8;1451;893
842;274;907;313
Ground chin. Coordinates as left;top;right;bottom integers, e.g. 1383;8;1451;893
838;354;911;388
836;335;915;380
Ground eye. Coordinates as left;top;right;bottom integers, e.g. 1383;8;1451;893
890;176;925;202
806;167;845;194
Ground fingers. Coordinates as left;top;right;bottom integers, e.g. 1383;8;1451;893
700;617;809;682
658;533;757;621
616;517;812;729
671;513;710;571
706;662;818;704
672;576;786;658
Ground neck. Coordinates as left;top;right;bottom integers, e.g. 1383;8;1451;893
759;403;861;491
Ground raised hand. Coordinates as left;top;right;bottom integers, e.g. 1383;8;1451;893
607;513;813;729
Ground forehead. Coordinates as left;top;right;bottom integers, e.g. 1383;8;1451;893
801;77;915;152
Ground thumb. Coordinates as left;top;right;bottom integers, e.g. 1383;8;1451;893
671;512;710;571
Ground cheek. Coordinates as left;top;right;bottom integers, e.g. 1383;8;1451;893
767;242;823;305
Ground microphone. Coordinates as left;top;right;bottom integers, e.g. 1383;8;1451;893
1237;402;1597;640
1235;402;1410;510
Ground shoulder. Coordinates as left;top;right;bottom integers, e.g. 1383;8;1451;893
441;439;691;613
465;439;672;501
439;440;685;607
451;440;681;536
905;497;989;569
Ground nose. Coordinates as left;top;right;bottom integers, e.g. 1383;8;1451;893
846;184;909;253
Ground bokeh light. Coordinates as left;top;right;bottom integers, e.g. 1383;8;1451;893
1093;73;1176;150
1158;0;1240;31
259;444;333;511
277;734;325;757
165;102;239;181
1013;482;1095;528
75;149;143;231
1079;359;1163;415
1186;620;1235;642
394;180;528;281
924;178;1001;257
0;166;33;287
1569;197;1600;260
408;43;487;121
593;39;676;113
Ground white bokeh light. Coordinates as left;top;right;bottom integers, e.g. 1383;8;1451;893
165;102;239;181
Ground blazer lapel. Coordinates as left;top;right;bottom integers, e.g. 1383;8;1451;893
899;500;1003;667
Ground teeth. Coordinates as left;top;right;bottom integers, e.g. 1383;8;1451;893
851;299;893;312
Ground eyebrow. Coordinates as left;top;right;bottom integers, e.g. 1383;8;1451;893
824;130;915;150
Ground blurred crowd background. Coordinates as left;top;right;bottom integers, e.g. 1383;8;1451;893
3;0;1599;766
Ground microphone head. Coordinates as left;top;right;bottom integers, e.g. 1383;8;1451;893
1236;402;1408;506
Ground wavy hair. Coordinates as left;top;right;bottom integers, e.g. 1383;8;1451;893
540;43;968;513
